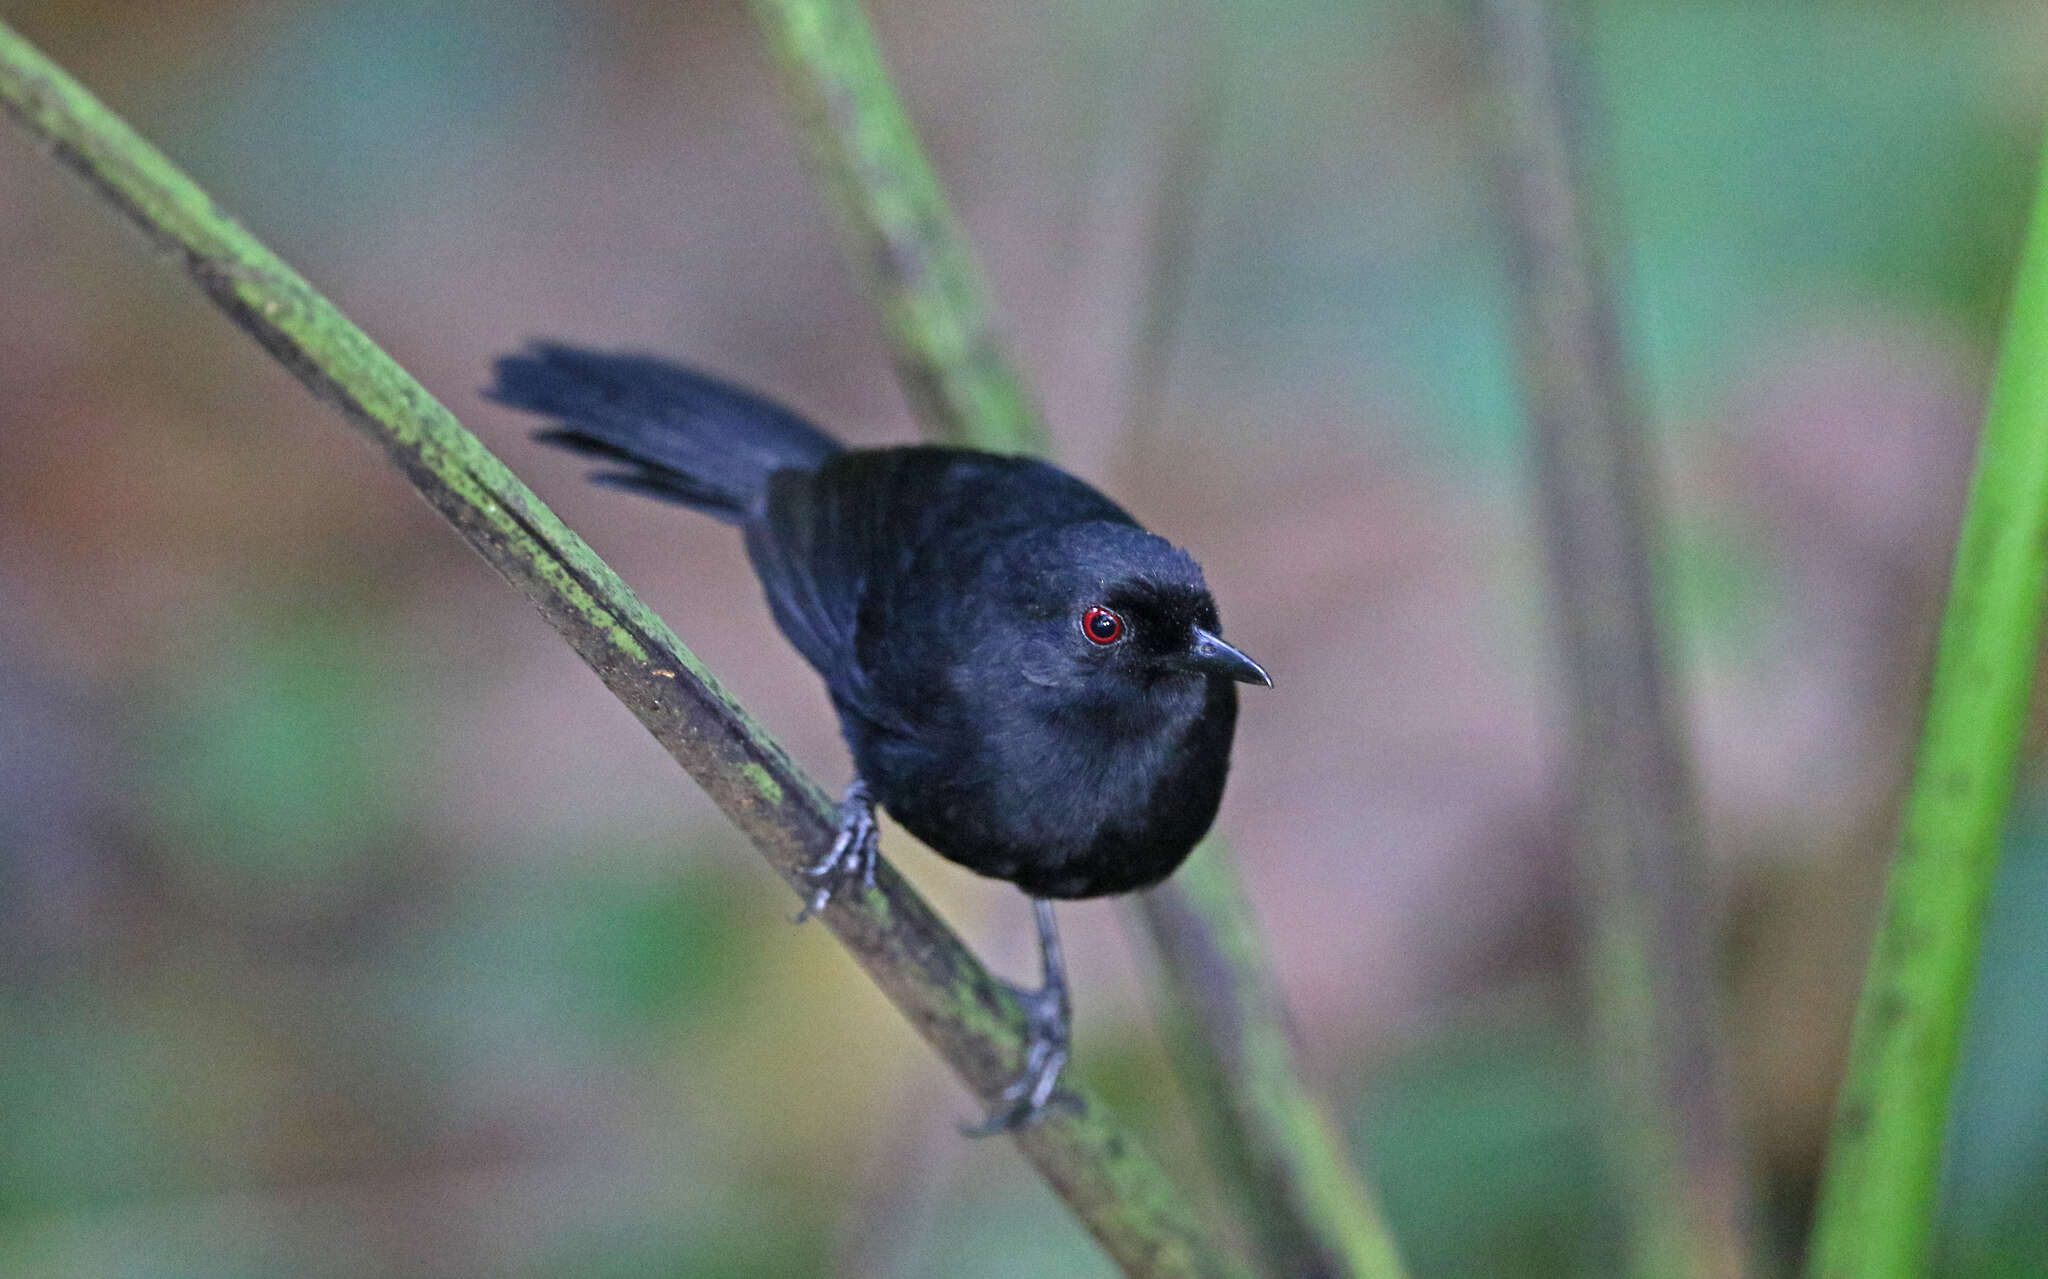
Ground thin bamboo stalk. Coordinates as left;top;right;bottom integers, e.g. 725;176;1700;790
1806;134;2048;1279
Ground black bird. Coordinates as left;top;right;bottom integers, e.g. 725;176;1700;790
488;343;1270;1132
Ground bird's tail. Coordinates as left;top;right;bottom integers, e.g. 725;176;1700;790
487;343;843;524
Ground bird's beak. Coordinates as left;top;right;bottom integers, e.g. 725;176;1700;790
1187;627;1272;687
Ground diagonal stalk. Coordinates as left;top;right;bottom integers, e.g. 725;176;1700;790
744;0;1044;455
1806;131;2048;1279
744;1;1409;1275
0;20;1245;1279
1139;841;1410;1279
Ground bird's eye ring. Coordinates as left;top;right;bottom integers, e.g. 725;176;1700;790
1081;606;1125;645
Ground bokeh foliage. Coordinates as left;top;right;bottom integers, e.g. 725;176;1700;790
3;0;2046;1274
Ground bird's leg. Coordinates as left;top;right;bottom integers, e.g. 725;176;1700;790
795;777;880;922
963;898;1075;1136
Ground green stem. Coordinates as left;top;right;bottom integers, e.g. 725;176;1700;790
1805;134;2048;1279
0;21;1241;1279
1140;842;1411;1279
742;2;1409;1275
1469;0;1749;1275
745;0;1045;454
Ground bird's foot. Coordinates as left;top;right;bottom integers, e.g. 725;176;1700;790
794;778;879;922
961;979;1075;1137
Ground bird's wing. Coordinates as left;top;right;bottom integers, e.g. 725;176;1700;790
743;448;944;707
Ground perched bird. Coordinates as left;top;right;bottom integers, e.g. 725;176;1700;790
488;344;1270;1132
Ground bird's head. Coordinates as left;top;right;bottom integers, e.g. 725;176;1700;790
996;522;1271;700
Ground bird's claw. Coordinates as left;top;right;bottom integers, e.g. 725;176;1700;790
961;980;1075;1137
794;779;879;922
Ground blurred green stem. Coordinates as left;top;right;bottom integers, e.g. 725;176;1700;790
0;20;1245;1279
743;1;1409;1276
1469;1;1750;1275
745;0;1045;454
1140;843;1411;1279
1805;135;2048;1279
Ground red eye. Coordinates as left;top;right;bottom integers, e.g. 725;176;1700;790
1081;606;1125;645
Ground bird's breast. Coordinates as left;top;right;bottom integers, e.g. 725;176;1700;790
857;679;1235;900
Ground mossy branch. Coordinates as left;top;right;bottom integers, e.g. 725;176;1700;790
1804;130;2048;1279
0;20;1245;1279
1468;0;1750;1275
744;2;1409;1276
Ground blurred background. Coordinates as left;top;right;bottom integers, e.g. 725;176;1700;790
3;0;2047;1274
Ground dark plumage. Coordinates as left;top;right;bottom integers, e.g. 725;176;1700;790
488;342;1269;1130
